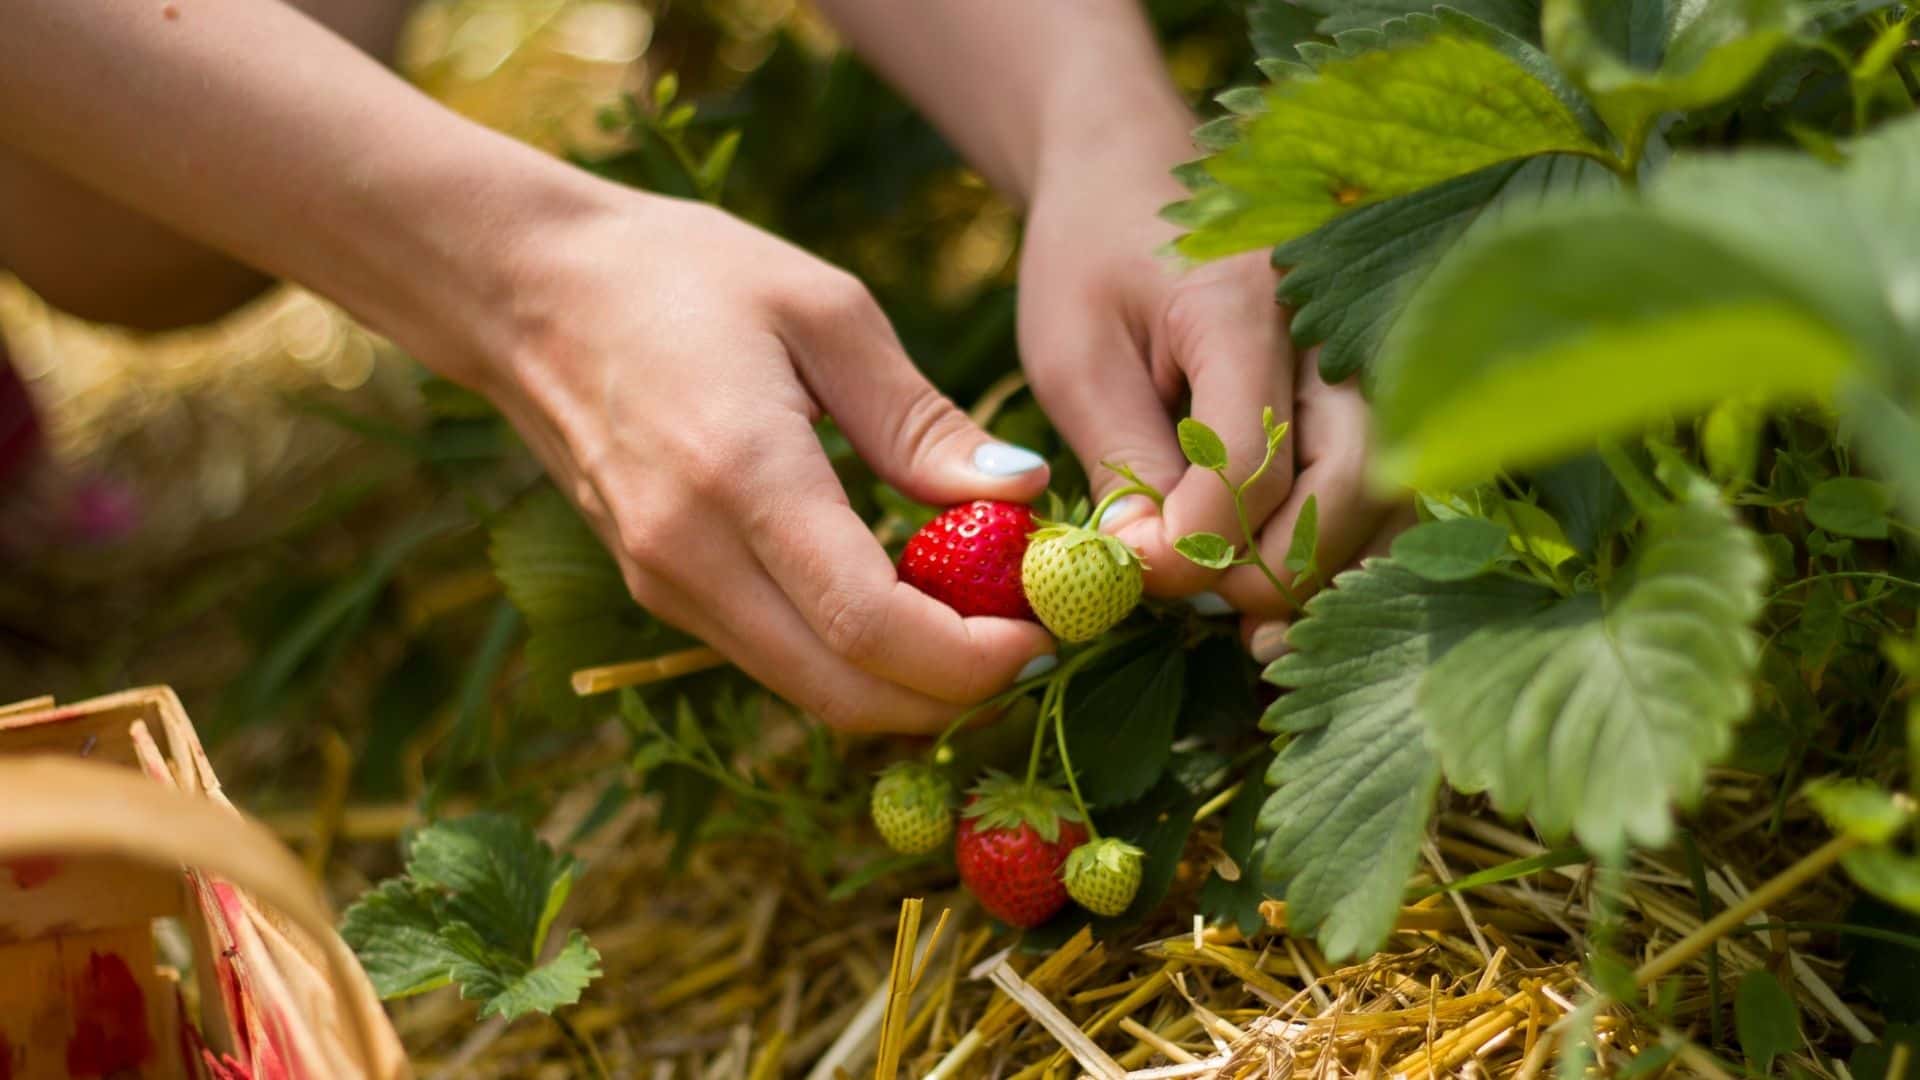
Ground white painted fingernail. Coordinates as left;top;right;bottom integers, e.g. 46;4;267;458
1016;654;1059;681
1098;495;1151;531
1250;621;1292;664
972;442;1047;477
1186;591;1233;617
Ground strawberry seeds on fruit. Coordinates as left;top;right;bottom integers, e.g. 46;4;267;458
898;499;1038;620
954;773;1086;928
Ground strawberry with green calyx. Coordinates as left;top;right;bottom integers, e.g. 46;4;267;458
898;500;1038;620
955;772;1087;928
1062;837;1146;916
869;762;954;855
1021;468;1159;643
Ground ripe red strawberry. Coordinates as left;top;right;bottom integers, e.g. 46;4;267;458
955;774;1087;928
899;500;1037;620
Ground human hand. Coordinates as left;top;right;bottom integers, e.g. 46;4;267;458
459;187;1059;732
1017;123;1399;660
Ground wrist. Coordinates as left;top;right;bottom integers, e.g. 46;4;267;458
332;127;623;397
1027;51;1197;210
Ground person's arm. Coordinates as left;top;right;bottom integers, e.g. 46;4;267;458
0;0;1058;730
818;0;1392;658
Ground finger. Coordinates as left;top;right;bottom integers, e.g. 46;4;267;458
737;412;1058;704
788;279;1051;505
1020;303;1186;531
1217;366;1385;618
1119;253;1298;598
1240;501;1416;662
642;551;977;734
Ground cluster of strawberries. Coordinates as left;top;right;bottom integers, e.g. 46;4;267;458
876;500;1149;928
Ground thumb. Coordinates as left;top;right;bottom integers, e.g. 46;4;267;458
792;288;1050;506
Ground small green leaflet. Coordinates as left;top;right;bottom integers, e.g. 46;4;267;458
1259;561;1556;959
1176;532;1237;570
1734;971;1802;1070
1545;0;1800;158
1177;417;1229;471
1806;476;1892;539
1169;12;1615;259
1389;518;1511;581
340;814;603;1022
1284;494;1319;577
1421;492;1768;858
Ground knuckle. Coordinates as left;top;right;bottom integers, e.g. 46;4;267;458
885;387;967;459
817;585;886;666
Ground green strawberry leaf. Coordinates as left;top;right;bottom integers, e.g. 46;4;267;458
341;814;601;1019
1842;846;1920;912
1176;532;1238;570
405;813;580;965
445;925;604;1022
1806;476;1892;539
1544;0;1800;158
1844;898;1920;1024
1806;777;1914;844
339;879;464;999
1734;971;1801;1071
1065;645;1188;806
1531;453;1634;558
1169;11;1617;260
1292;0;1545;42
1284;494;1319;577
1177;417;1230;471
1421;491;1768;857
1389;518;1511;581
491;487;683;720
1373;200;1859;491
1259;561;1556;959
1275;140;1619;385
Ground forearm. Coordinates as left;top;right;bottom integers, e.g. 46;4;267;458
814;0;1196;205
0;0;607;381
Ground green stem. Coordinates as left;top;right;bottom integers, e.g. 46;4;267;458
1025;678;1058;786
554;1013;611;1080
1597;439;1665;515
1051;682;1098;839
1088;482;1163;528
1219;474;1304;609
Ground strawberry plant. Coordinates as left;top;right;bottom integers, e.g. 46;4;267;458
340;814;604;1042
290;0;1920;1061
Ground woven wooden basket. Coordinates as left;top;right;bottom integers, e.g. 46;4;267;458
0;686;408;1080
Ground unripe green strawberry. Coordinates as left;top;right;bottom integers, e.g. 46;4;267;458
870;763;953;855
1022;524;1143;642
1062;837;1145;917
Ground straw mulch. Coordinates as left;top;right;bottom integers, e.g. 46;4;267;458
299;734;1885;1080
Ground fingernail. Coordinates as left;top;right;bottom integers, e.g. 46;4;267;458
1249;621;1292;664
1186;591;1233;617
1098;494;1151;532
1016;654;1059;681
972;442;1047;477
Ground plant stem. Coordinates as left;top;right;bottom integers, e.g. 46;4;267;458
553;1013;611;1080
1218;474;1304;609
1050;683;1098;839
1634;834;1860;986
1088;482;1163;528
1025;679;1058;786
1597;439;1666;516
